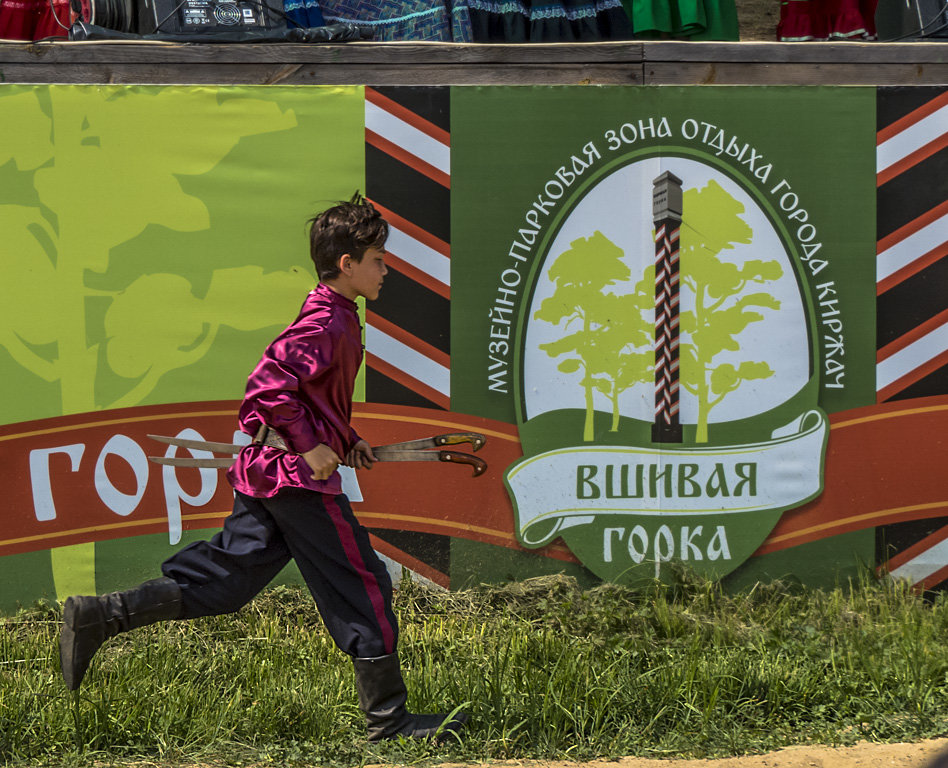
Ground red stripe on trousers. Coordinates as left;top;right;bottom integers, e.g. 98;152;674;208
324;496;396;655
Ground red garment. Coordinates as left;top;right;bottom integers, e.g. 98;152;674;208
227;283;364;499
777;0;876;40
0;0;69;40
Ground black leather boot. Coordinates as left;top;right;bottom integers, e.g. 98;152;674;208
353;652;468;742
59;576;182;691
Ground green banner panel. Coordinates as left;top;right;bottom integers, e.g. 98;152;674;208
2;83;946;611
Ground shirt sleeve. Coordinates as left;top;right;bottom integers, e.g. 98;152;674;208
244;327;333;455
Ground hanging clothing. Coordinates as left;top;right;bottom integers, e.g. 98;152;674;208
318;0;474;41
624;0;738;39
777;0;877;39
0;0;69;40
283;0;326;28
468;0;633;41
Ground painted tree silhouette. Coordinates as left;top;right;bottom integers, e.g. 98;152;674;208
534;231;652;440
588;278;654;432
678;180;783;443
0;87;309;594
0;87;306;416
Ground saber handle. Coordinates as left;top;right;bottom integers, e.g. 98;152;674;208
370;449;488;477
374;432;487;454
438;451;487;477
432;432;486;452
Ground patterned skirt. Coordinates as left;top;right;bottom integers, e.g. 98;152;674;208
468;0;634;41
317;0;474;40
283;0;327;28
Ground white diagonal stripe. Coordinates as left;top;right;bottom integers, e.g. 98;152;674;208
877;103;948;174
387;225;451;287
890;536;948;585
877;318;948;391
366;325;450;397
365;101;450;176
877;211;948;283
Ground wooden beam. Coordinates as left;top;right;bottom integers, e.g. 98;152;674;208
0;39;945;85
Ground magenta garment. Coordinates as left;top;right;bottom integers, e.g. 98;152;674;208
227;283;363;498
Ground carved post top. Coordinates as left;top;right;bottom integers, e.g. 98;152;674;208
652;171;683;223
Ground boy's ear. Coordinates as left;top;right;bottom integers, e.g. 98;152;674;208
337;253;352;275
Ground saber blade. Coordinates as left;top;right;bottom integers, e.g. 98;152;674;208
148;434;243;454
148;456;236;469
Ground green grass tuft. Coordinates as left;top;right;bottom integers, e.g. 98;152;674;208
2;572;948;766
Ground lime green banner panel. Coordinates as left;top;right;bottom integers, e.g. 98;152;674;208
0;84;364;424
0;84;363;608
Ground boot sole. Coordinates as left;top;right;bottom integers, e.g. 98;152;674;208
368;712;470;743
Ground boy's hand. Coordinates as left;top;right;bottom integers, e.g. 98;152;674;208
301;444;342;481
346;439;377;470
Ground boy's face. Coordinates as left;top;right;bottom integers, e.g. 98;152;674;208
344;247;388;301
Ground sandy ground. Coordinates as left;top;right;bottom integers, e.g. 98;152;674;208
434;740;948;768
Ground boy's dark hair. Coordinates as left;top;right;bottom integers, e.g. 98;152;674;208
308;192;389;281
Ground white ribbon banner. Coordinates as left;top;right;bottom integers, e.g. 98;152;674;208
506;410;828;547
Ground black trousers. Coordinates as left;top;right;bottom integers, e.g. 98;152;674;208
160;487;398;659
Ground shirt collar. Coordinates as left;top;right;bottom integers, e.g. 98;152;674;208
314;281;358;312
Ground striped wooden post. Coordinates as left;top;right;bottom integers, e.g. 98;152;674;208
652;172;684;444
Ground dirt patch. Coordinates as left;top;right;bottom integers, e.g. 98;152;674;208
735;0;780;40
435;740;948;768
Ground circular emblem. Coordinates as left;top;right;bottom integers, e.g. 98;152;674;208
213;4;242;24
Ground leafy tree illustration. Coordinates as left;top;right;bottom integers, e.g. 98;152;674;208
0;87;306;417
0;87;309;593
534;231;652;441
678;180;783;443
588;280;654;432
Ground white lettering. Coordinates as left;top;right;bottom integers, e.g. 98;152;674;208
94;434;148;517
30;444;85;522
161;428;218;545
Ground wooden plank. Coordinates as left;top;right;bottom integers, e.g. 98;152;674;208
0;40;646;64
643;61;948;85
643;41;948;64
2;39;945;65
0;61;644;85
0;39;946;85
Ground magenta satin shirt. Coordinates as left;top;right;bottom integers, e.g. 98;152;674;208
227;283;363;498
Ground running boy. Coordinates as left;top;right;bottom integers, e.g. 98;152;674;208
59;194;467;742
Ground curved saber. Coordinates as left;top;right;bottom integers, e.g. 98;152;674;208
147;432;489;477
363;449;487;477
148;452;487;476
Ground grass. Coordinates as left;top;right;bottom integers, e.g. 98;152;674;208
1;571;948;766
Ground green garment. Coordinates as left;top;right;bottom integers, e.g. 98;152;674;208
622;0;739;39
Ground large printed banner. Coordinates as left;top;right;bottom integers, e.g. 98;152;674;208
1;84;946;610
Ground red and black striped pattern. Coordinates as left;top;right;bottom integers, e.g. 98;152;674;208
876;87;948;404
875;86;948;590
364;86;452;411
363;86;453;587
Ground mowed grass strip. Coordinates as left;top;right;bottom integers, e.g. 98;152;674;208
1;573;947;766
